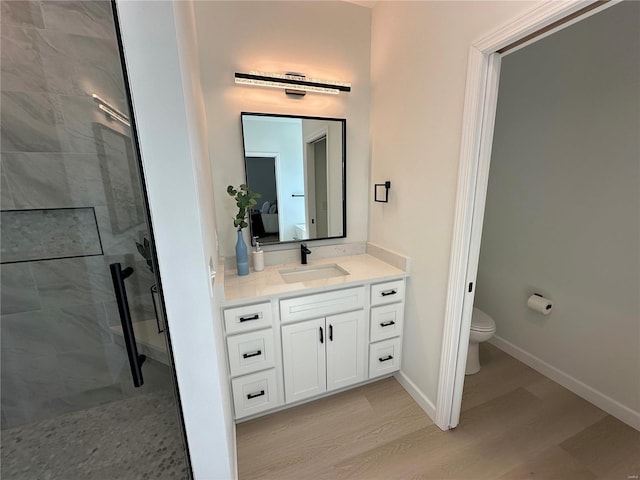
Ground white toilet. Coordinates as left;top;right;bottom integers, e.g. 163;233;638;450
465;308;496;375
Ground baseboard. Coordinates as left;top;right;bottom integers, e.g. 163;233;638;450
490;336;640;432
395;370;437;423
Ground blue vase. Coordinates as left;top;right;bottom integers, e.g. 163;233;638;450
235;229;249;276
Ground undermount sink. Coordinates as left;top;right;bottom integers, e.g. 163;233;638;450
279;263;350;284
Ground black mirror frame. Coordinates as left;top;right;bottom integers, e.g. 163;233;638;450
240;112;347;247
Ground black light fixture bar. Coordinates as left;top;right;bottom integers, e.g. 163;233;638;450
234;71;351;95
235;72;351;92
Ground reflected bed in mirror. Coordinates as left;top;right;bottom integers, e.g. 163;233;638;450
241;112;346;246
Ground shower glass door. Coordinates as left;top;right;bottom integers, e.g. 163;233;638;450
0;1;190;478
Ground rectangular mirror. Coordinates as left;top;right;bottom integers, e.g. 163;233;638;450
241;112;346;245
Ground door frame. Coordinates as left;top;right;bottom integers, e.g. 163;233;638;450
304;127;330;238
434;0;620;430
246;151;280;237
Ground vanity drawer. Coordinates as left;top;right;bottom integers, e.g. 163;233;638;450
224;302;272;334
370;303;404;342
280;286;365;324
370;279;404;306
227;328;275;377
232;369;279;419
369;337;402;379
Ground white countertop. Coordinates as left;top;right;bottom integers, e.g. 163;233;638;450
222;253;407;304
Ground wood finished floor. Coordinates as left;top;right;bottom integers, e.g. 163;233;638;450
236;343;640;479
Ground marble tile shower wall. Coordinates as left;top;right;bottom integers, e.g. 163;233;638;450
1;1;162;429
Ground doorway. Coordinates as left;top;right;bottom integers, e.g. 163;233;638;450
312;136;329;238
305;132;330;239
437;0;631;431
246;156;279;243
0;1;190;477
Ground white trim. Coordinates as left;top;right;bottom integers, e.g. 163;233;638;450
304;127;329;145
395;371;437;421
474;1;609;53
490;336;640;432
435;46;489;431
449;52;502;429
499;2;621;57
436;0;621;431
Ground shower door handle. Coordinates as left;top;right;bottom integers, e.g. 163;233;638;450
110;262;146;387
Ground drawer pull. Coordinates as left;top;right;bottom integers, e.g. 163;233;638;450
379;355;394;362
380;320;396;327
239;313;261;322
242;350;262;359
380;289;397;297
246;390;265;400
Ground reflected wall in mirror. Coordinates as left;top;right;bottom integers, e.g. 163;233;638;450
241;113;346;245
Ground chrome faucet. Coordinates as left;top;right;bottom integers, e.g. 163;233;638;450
300;243;311;264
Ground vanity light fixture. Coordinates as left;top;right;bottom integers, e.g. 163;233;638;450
234;71;351;96
92;94;130;127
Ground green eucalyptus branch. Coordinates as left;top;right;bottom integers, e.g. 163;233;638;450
135;237;154;273
227;184;261;230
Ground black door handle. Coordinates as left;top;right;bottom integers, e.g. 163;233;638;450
110;262;146;387
319;326;324;344
329;324;333;341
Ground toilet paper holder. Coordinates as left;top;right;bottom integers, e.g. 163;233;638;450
528;293;553;315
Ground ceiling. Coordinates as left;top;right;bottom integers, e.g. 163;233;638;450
343;0;377;8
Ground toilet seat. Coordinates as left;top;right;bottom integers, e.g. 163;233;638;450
471;308;496;332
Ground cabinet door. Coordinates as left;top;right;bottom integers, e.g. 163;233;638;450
326;310;366;392
282;318;326;403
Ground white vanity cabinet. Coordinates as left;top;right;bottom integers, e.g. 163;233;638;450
222;268;407;420
223;302;281;419
281;310;366;403
280;286;366;403
368;279;405;379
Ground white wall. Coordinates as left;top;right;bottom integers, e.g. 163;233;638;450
116;2;235;478
475;1;639;414
194;1;371;255
369;1;541;412
242;116;305;241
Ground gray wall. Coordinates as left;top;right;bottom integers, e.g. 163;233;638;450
475;1;639;414
1;0;166;429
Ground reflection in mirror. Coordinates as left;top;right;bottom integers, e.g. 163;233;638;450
241;113;346;245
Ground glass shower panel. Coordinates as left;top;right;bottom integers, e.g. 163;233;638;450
0;1;190;478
